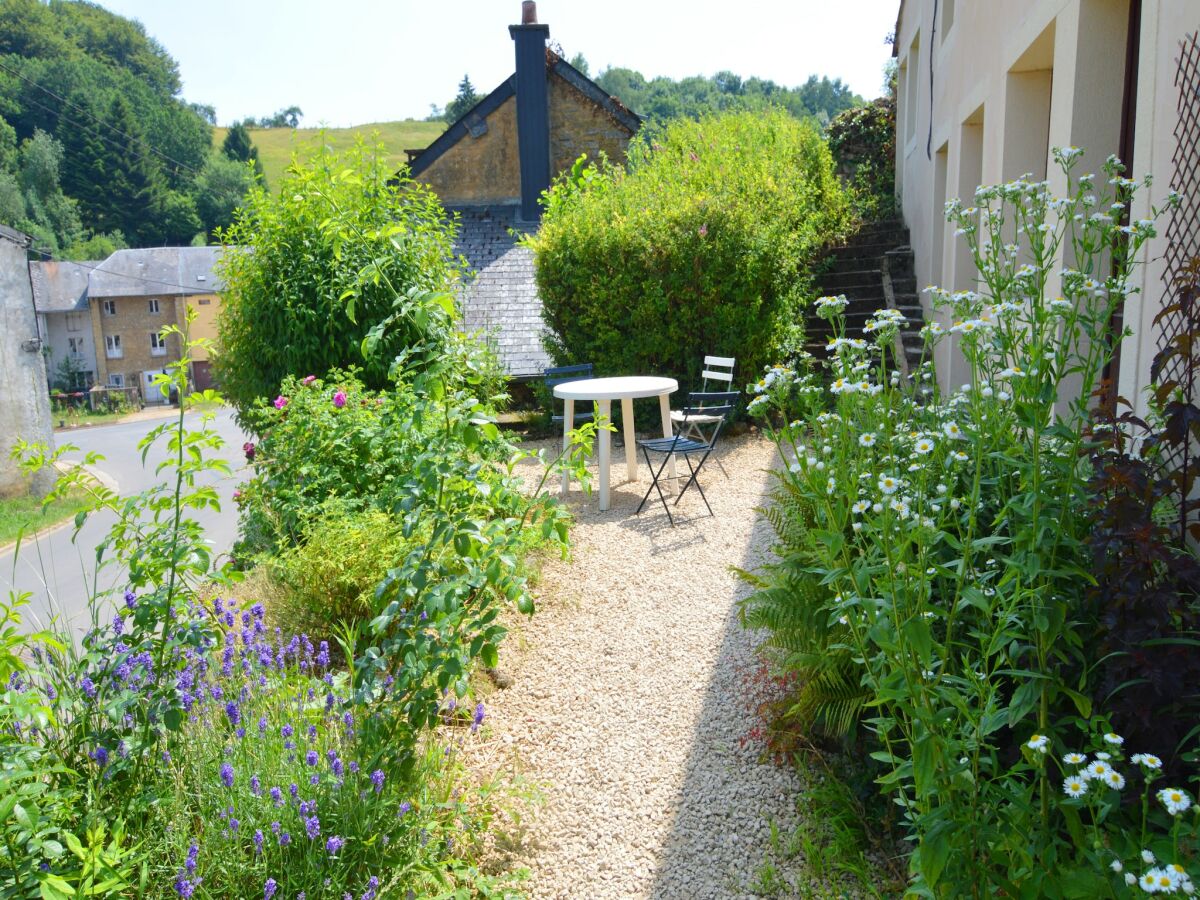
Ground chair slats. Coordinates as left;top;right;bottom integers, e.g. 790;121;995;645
705;355;736;367
701;369;734;382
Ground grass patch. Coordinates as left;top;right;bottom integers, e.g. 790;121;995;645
0;483;93;546
212;120;445;186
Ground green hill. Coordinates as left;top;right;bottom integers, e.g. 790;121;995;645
213;120;446;187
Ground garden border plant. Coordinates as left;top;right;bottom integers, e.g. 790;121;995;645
743;148;1200;895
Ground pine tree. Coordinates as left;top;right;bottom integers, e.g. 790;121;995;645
222;122;264;181
443;75;479;123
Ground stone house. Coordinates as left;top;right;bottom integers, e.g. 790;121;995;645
30;260;99;392
894;0;1200;414
86;246;223;402
405;1;640;378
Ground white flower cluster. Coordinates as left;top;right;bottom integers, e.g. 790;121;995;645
813;294;849;321
1136;851;1195;895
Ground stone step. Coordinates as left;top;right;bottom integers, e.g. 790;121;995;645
829;241;899;260
818;269;882;291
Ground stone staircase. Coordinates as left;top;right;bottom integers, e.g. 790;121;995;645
807;218;925;376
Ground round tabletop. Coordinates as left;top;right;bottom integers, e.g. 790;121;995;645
553;376;678;401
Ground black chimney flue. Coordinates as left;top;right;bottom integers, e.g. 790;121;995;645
510;5;550;221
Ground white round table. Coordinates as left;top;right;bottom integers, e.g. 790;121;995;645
553;376;679;511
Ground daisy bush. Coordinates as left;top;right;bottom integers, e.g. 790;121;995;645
744;149;1194;894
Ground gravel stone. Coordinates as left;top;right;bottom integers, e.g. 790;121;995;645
465;435;813;898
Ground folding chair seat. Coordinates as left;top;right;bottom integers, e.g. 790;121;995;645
671;355;735;475
637;391;738;526
543;363;595;425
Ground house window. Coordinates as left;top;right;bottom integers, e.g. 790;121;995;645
197;298;211;306
105;334;123;359
66;313;82;332
70;370;92;391
107;373;124;388
102;299;117;317
148;298;161;314
150;332;167;356
67;336;85;357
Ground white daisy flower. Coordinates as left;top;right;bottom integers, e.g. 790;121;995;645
1095;751;1112;761
951;451;969;463
859;432;877;447
1104;769;1126;791
1062;776;1087;798
914;438;935;455
1111;859;1123;873
1063;753;1087;766
943;422;964;440
1143;849;1157;865
1103;732;1124;746
1158;787;1192;816
878;475;899;495
1132;753;1163;770
851;522;863;533
1084;760;1112;780
871;502;883;513
852;500;869;514
1026;734;1049;753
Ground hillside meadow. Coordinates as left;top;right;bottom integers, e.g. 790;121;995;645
213;120;445;185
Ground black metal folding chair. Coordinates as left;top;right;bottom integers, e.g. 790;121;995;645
543;363;595;427
636;391;738;526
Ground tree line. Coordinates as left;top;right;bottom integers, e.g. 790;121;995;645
0;0;259;257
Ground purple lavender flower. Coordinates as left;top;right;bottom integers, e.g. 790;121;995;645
253;829;264;855
361;876;380;900
219;761;234;788
325;835;345;855
370;769;385;793
162;750;171;764
330;758;343;778
289;782;299;799
264;877;277;899
472;702;486;733
124;589;137;609
304;815;320;840
229;818;239;833
112;614;124;636
236;726;246;739
174;874;197;898
305;750;318;767
398;801;411;817
225;700;241;726
307;724;317;741
270;786;283;806
281;724;293;739
115;661;131;681
279;830;291;847
309;774;320;786
80;676;96;699
185;843;198;873
316;641;329;668
257;716;268;735
91;746;108;767
250;775;261;796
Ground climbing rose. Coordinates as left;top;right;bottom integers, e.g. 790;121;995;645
332;390;347;408
273;396;288;410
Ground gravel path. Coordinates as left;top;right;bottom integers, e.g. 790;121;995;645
468;433;813;899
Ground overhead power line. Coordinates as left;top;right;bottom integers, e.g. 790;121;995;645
0;56;202;176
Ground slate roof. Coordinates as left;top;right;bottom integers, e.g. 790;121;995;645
88;246;223;298
452;205;550;379
30;260;97;312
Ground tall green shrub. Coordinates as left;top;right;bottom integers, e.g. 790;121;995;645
215;137;463;414
527;110;850;399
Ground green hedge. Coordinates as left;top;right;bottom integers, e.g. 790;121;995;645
526;110;850;406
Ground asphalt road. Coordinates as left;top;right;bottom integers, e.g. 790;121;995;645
2;407;249;635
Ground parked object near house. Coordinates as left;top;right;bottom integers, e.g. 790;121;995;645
405;1;640;379
894;0;1200;416
86;246;224;399
0;224;54;497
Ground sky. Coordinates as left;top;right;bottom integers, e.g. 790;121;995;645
95;0;899;127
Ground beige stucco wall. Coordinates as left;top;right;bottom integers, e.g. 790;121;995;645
896;0;1200;409
186;293;220;361
91;294;185;402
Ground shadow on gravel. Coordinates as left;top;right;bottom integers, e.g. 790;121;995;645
644;453;794;900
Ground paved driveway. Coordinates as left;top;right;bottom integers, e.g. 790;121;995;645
2;407;249;635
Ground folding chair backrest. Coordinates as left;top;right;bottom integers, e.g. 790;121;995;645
543;363;594;389
678;391;739;446
700;356;736;393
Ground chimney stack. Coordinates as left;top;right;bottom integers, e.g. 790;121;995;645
510;3;550;221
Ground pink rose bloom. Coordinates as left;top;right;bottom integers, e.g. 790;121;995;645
332;390;347;409
302;375;317;386
232;489;243;502
274;395;288;410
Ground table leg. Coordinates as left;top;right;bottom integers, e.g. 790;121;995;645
659;393;677;492
561;398;574;496
598;399;611;511
621;397;637;481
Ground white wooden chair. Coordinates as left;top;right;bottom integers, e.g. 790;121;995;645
671;356;735;476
